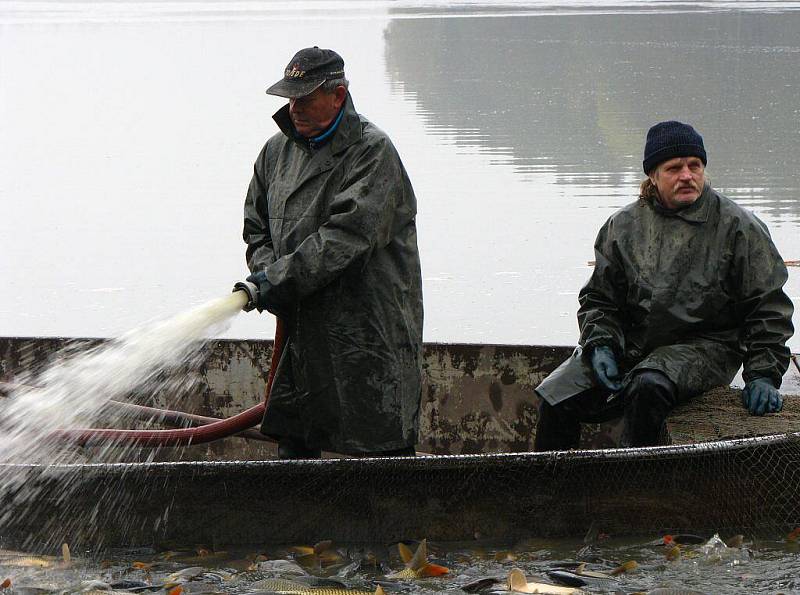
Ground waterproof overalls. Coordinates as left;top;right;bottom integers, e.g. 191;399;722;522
243;94;424;456
535;185;794;450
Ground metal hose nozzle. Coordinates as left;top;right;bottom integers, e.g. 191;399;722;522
233;280;259;312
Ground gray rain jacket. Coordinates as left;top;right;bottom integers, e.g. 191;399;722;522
243;94;423;454
537;184;794;405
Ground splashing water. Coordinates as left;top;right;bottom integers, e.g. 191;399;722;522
0;291;248;545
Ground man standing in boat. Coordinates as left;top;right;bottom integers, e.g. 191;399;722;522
242;47;423;459
534;121;794;450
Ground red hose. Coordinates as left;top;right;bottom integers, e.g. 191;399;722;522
49;319;286;447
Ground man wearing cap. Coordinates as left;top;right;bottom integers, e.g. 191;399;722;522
533;120;794;451
242;47;423;459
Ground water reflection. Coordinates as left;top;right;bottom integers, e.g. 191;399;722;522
384;10;800;219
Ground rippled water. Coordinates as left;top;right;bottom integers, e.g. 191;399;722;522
1;0;798;348
2;535;800;594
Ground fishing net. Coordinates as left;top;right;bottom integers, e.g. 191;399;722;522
0;337;798;552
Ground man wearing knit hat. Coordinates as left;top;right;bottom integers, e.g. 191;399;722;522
242;47;423;459
533;120;794;451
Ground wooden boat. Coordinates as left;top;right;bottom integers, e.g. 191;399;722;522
0;336;798;551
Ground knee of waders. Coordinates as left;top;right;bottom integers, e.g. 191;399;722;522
624;370;678;409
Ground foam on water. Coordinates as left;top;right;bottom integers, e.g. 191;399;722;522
0;290;247;490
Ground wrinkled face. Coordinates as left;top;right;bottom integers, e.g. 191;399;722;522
289;85;346;138
650;156;706;210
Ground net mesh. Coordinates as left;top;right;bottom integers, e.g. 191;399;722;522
0;337;798;553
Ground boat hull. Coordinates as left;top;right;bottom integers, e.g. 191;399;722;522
3;432;799;550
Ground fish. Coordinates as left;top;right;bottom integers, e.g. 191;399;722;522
661;534;704;545
165;549;231;565
610;560;638;575
239;579;384;594
724;534;744;548
0;554;63;569
506;568;584;594
385;540;448;579
250;560;308;577
546;564;619;589
493;550;518;563
292;541;344;569
165;566;206;583
665;544;681;561
0;543;71;570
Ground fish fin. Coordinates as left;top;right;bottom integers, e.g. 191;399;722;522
61;543;71;566
373;586;386;595
408;539;427;571
575;562;586;575
507;568;528;591
313;540;333;554
420;563;449;577
291;545;316;555
167;586;183;595
1;578;10;589
397;542;414;564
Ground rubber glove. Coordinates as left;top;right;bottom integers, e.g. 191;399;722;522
246;271;286;317
742;377;782;416
590;345;623;392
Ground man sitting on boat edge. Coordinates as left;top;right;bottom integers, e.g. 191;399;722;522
533;120;795;451
242;47;424;459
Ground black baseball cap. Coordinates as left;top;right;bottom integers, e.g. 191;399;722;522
266;47;345;99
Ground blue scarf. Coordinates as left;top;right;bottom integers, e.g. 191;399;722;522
307;107;345;150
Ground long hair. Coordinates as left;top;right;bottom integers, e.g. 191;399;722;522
639;178;658;202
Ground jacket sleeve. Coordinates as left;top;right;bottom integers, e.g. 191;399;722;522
577;218;628;355
264;135;415;303
733;217;795;386
243;144;276;273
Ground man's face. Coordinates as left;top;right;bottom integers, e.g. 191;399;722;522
289;85;346;138
650;156;706;210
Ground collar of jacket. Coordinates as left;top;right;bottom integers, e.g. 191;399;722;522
651;182;712;223
272;93;363;155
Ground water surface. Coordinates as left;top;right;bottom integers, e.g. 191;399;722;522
1;1;798;348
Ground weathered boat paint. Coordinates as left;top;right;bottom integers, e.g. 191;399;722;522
2;337;799;457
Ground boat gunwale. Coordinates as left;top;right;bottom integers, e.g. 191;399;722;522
4;429;799;473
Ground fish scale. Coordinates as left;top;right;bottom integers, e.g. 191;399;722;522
247;578;379;594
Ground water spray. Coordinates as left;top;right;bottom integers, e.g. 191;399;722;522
36;283;284;448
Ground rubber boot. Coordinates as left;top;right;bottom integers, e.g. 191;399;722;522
621;370;679;447
277;437;322;460
534;396;582;451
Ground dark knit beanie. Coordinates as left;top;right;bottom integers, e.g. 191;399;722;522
642;120;707;174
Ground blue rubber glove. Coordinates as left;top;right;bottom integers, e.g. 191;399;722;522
590;345;623;392
742;377;782;416
246;271;285;316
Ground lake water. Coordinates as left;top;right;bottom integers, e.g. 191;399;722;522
2;0;799;351
2;3;800;592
